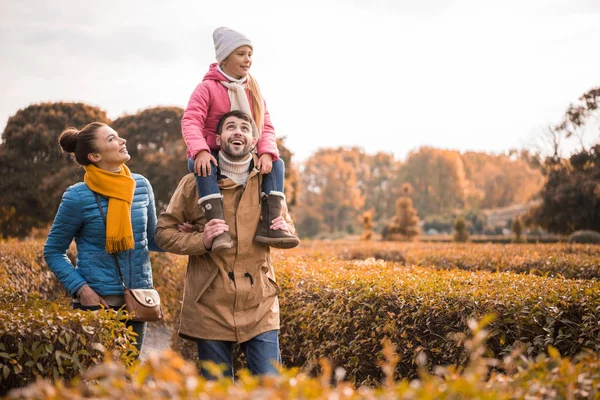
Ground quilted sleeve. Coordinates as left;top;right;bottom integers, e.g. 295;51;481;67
43;187;87;296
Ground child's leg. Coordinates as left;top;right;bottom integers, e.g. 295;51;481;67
188;153;232;252
255;157;299;249
261;157;285;195
188;155;220;199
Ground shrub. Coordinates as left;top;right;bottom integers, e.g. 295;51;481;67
320;240;600;280
277;255;600;384
0;240;68;301
0;288;137;394
453;217;469;242
569;229;600;244
7;319;600;399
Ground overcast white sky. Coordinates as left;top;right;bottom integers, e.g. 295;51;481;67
1;0;599;162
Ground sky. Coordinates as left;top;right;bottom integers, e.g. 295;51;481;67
1;0;599;163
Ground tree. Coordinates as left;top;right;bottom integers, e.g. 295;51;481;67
461;151;543;209
382;183;420;241
531;144;600;233
512;216;524;243
453;216;469;242
0;102;109;238
399;147;467;216
111;107;188;212
297;148;365;236
531;87;600;234
360;210;374;240
276;137;299;209
555;87;600;150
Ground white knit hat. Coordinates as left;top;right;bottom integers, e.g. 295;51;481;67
213;27;253;64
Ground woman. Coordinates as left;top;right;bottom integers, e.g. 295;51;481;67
44;122;161;352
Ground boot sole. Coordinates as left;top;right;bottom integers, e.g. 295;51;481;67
212;241;234;252
255;236;300;249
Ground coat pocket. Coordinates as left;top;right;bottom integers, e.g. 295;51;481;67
261;265;281;296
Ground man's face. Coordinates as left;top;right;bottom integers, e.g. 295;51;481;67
216;116;257;160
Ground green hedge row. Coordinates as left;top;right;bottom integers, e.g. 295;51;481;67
0;288;137;394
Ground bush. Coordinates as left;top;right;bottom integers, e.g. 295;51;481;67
277;255;600;384
453;217;469;242
569;229;600;244
0;240;69;301
7;320;600;399
320;240;600;280
0;288;137;394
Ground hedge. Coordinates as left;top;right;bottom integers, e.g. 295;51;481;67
0;240;69;301
6;321;600;399
277;255;600;384
155;248;600;384
0;288;137;394
333;241;600;280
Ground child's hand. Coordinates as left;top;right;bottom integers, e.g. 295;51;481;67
177;221;198;233
270;216;292;233
194;150;217;177
202;219;229;250
257;153;273;174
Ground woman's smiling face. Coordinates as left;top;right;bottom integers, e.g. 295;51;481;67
89;126;130;171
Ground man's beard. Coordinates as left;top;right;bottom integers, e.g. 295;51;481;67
220;141;254;160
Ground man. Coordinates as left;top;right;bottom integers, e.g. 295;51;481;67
155;110;295;379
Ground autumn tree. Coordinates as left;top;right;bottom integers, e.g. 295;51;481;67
512;216;524;243
382;183;420;241
398;147;467;216
531;144;600;233
360;210;374;240
0;102;109;238
555;86;600;151
297;148;365;236
111;107;188;212
277;137;299;209
362;152;402;225
453;216;469;242
461;151;543;209
531;87;600;234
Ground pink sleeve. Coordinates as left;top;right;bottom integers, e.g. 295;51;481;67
256;100;280;161
181;83;211;159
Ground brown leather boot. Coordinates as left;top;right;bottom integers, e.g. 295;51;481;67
199;196;233;252
254;192;300;249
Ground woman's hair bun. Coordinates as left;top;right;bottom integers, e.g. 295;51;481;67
58;128;80;153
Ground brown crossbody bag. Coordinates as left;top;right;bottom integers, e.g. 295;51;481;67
93;192;163;322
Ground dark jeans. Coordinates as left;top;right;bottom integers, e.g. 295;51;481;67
196;329;281;380
73;303;146;354
188;152;285;199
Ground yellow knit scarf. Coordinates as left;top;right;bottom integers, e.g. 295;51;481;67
84;164;136;253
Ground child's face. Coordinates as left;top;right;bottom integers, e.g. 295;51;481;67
221;45;252;79
216;116;257;160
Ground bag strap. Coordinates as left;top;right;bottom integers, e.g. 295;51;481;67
93;192;128;290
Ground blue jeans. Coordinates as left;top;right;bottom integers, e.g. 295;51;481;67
188;152;285;198
73;303;147;354
196;330;281;380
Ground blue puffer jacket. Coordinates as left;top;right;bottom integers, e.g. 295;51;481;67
44;174;162;297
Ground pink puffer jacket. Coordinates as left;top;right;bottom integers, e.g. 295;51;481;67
181;63;279;161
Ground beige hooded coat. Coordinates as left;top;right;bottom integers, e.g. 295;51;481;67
155;157;293;343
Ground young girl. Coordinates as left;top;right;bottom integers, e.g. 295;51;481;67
181;26;299;251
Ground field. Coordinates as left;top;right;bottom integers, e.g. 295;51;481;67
2;239;600;398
